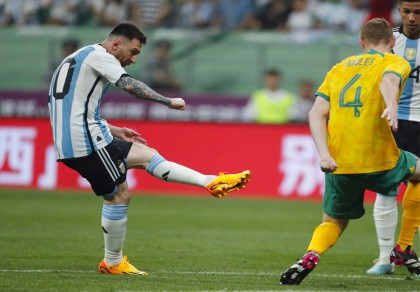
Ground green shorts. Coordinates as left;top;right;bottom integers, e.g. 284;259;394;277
323;150;418;220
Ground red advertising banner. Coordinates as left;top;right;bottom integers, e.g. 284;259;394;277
0;118;406;201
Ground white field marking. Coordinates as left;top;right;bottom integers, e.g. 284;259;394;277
0;269;414;281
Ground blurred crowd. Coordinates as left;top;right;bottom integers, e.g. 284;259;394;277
0;0;400;32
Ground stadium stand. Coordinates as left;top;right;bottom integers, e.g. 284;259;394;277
0;27;360;95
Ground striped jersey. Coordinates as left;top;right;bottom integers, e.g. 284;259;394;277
393;26;420;122
316;49;411;174
48;44;127;160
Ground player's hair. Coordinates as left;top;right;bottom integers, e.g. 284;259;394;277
109;23;147;45
264;68;281;77
360;18;393;45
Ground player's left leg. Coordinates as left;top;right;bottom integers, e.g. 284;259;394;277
99;182;147;275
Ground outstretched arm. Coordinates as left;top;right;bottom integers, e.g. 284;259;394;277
109;124;147;145
309;96;337;173
116;75;185;110
380;72;401;132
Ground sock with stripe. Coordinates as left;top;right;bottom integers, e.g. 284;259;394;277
307;222;343;255
146;154;215;187
102;204;128;266
397;183;420;250
373;194;398;259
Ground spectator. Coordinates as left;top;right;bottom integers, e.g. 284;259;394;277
248;0;291;31
242;69;296;124
43;0;79;26
286;0;314;31
1;0;41;26
214;0;255;30
365;0;394;25
44;38;80;87
130;0;169;29
313;0;347;30
344;0;367;33
96;0;129;27
289;79;315;123
150;0;179;28
178;0;215;28
141;39;182;92
73;0;97;26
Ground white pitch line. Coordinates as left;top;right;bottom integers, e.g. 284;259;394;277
0;269;413;281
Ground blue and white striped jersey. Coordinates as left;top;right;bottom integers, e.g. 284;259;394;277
393;26;420;122
48;44;127;160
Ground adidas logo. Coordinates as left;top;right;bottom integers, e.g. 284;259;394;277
162;171;170;182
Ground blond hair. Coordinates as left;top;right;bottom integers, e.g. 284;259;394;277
360;18;393;46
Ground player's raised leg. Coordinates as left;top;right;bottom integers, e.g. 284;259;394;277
127;143;251;198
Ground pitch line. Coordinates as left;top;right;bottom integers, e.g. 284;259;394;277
0;269;412;281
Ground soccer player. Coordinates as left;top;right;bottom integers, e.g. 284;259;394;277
279;18;420;285
48;23;251;275
368;0;420;275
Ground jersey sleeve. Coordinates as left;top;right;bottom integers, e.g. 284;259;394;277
383;55;411;87
316;69;334;102
87;50;127;84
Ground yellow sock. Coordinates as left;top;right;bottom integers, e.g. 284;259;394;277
307;222;342;255
398;182;420;250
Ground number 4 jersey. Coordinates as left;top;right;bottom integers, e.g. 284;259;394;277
393;26;420;123
316;49;411;174
48;44;127;160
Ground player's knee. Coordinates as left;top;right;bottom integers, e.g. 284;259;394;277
103;183;131;205
323;214;348;231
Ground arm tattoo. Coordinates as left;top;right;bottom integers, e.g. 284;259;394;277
116;75;171;106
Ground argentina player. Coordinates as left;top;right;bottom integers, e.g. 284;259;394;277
48;23;250;275
368;0;420;275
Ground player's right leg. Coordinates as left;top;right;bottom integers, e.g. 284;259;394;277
126;142;250;198
367;194;397;275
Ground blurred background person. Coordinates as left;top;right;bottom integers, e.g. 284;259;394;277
344;0;367;33
213;0;255;31
365;0;394;25
286;0;315;32
148;0;179;28
130;0;177;29
242;69;296;124
45;38;80;86
245;0;291;31
312;0;347;31
289;79;315;123
141;39;182;92
41;0;79;26
1;0;41;26
178;0;215;28
95;0;130;27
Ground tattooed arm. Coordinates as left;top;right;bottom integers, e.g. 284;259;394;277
116;75;185;110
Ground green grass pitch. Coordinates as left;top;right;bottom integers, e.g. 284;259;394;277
0;188;418;291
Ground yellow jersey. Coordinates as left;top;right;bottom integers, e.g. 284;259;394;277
316;49;411;174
